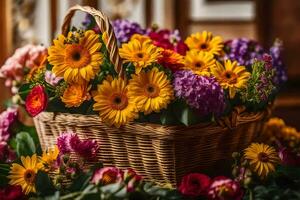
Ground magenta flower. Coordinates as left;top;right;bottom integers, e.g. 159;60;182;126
0;185;25;200
279;148;300;167
0;141;16;163
0;107;18;142
207;176;243;200
91;167;123;185
57;132;99;159
179;173;211;197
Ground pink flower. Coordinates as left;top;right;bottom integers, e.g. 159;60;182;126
0;107;18;142
0;185;25;200
123;169;142;192
175;41;189;55
207;176;243;200
0;44;47;93
179;173;211;197
57;132;99;159
279;148;300;167
91;167;123;185
25;85;48;117
44;71;63;86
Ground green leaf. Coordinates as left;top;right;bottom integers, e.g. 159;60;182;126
15;131;36;156
173;100;200;126
68;171;93;192
18;83;32;101
160;105;179;125
36;171;56;197
0;164;10;187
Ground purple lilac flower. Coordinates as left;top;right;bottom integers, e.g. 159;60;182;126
224;38;264;68
112;19;146;43
57;132;99;159
0;107;18;142
269;40;287;85
173;70;226;117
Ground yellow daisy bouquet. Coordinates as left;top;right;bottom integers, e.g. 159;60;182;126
18;17;285;127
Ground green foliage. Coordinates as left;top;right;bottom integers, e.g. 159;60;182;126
0;164;10;187
240;60;275;110
36;171;57;197
15;131;36;157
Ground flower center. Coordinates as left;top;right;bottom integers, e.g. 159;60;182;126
200;43;208;50
24;169;36;185
194;61;204;68
221;71;238;84
136;52;144;58
65;44;91;68
110;93;128;110
31;96;42;108
144;84;160;98
258;152;269;162
102;171;117;185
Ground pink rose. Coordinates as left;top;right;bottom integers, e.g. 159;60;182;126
123;168;142;192
179;173;211;197
207;176;243;200
91;167;123;185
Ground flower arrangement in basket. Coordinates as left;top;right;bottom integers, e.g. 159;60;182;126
1;5;287;187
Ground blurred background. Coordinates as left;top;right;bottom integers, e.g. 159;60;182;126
0;0;299;128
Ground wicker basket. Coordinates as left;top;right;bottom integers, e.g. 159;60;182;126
34;5;272;187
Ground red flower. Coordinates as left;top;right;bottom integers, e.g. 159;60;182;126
25;85;47;117
207;176;243;200
175;41;189;55
0;185;25;200
179;173;211;197
158;49;184;72
123;168;143;192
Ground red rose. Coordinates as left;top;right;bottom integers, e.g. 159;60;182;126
207;176;243;200
0;185;25;200
25;85;47;117
179;173;211;197
175;41;189;55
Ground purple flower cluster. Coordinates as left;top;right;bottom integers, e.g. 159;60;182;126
57;132;99;159
173;70;226;117
224;38;264;67
269;40;287;85
112;19;146;43
0;107;18;142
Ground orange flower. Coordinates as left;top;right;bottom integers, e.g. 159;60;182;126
25;85;48;117
61;84;90;108
158;49;184;72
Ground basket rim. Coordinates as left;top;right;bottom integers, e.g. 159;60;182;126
33;105;271;139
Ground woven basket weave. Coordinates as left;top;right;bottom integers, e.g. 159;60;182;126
34;5;272;187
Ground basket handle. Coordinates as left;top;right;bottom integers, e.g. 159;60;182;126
61;5;124;78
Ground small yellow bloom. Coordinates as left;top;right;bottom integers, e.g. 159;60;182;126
41;145;59;171
61;83;90;107
8;154;42;195
184;50;215;76
48;30;103;84
211;60;250;98
244;143;279;178
128;68;174;114
119;39;162;74
130;34;152;44
93;77;138;127
185;31;223;56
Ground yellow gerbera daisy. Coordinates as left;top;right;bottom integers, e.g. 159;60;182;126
93;77;138;127
185;31;224;55
130;34;152;44
244;143;279;178
211;60;250;99
119;39;162;74
61;83;90;107
8;154;42;195
48;30;103;84
128;68;174;114
184;50;215;76
41;145;59;171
